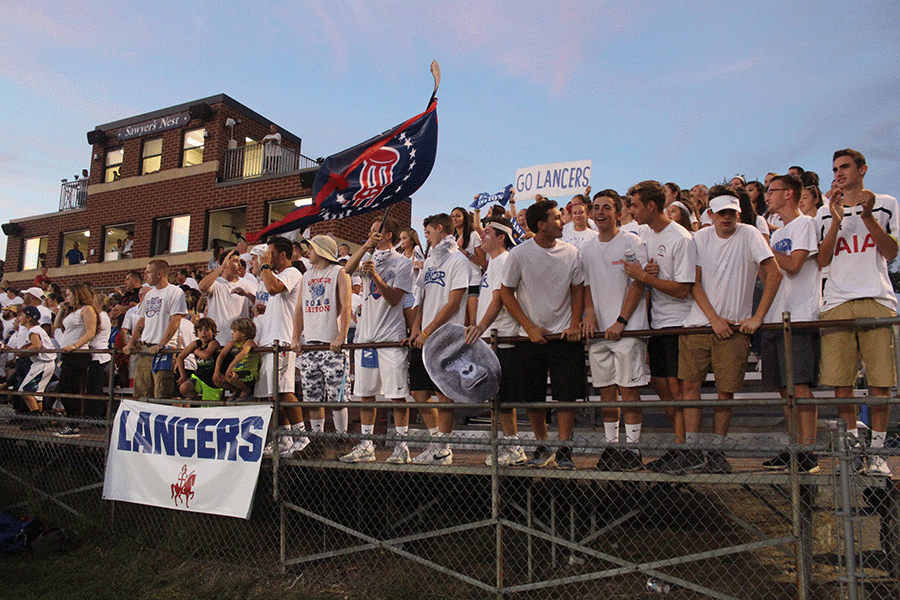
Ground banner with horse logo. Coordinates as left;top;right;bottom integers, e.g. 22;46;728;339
102;399;272;519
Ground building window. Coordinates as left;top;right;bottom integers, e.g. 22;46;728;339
182;128;205;167
207;207;246;251
267;197;312;225
142;137;163;175
105;147;124;182
152;215;190;256
22;236;48;271
103;223;135;261
61;230;90;266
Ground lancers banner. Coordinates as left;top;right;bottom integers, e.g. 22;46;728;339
514;160;591;201
102;399;272;519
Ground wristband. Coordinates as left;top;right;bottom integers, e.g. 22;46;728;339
260;264;272;271
421;331;430;339
616;315;628;326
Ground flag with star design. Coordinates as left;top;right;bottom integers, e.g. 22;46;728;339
249;99;438;242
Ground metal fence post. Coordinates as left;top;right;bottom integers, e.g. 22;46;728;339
490;328;504;599
836;420;860;600
273;342;281;503
783;312;811;600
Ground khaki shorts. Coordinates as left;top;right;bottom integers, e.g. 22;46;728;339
819;298;897;388
678;332;750;394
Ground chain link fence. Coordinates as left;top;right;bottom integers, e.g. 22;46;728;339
2;321;899;600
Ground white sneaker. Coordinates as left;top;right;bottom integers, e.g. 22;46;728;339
340;443;376;463
385;444;411;464
413;444;452;465
485;445;528;466
281;436;309;458
866;455;892;477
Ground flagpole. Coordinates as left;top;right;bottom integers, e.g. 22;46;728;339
380;61;440;237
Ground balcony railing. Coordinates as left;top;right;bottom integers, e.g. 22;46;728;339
59;179;88;211
222;142;320;182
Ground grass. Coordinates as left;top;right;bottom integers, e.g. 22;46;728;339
0;537;333;600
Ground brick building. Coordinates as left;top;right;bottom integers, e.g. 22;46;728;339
1;94;411;291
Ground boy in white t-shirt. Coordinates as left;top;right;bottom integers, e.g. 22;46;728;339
816;149;898;477
622;182;695;473
125;260;187;400
408;213;469;465
672;188;782;475
501;200;585;470
759;174;822;473
255;236;307;458
340;218;415;465
465;217;526;466
581;192;649;471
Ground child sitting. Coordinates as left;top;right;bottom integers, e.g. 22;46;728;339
17;305;57;428
176;317;223;404
214;318;259;402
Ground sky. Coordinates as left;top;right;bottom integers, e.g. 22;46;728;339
0;1;898;260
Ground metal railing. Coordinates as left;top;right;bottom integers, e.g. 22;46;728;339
59;179;88;211
221;142;319;181
1;317;899;599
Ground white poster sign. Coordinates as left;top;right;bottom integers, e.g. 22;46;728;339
102;399;272;519
514;160;592;201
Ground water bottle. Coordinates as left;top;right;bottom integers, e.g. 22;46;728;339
624;249;638;264
647;578;671;594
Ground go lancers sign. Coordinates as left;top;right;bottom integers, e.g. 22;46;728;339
117;111;192;141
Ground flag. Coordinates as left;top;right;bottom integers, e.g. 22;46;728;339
470;184;513;210
248;99;438;242
510;217;528;244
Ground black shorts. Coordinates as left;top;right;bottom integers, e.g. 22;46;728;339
496;346;519;406
760;329;819;388
648;329;680;378
409;347;438;393
516;340;585;403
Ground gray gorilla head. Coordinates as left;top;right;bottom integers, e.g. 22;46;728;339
423;323;501;403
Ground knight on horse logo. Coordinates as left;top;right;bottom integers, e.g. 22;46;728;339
171;464;197;508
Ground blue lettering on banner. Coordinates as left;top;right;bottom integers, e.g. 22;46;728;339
116;411;264;462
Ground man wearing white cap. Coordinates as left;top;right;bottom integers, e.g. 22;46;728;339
291;235;351;459
22;287;53;331
669;185;781;475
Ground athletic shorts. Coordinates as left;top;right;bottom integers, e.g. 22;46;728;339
409;346;437;393
820;299;897;388
648;328;680;379
760;329;819;388
353;346;409;399
18;360;55;394
255;350;297;398
517;340;586;403
678;332;750;394
588;337;650;389
191;374;224;402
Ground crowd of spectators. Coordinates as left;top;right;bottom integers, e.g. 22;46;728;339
0;148;895;476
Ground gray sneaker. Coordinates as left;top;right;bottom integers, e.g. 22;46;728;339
527;445;556;468
657;450;706;475
706;450;732;474
384;445;411;464
340;443;376;463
